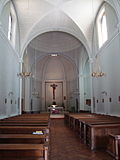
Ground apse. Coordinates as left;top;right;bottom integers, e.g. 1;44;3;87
22;31;87;112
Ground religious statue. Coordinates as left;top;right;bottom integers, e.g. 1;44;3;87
50;83;58;100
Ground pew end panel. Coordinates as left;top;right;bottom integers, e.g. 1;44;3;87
86;124;120;150
107;134;120;160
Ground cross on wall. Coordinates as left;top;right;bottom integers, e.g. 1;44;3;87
50;84;58;100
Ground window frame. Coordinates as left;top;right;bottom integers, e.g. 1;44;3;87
97;6;108;48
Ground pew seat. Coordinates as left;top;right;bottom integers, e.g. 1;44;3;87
0;144;48;160
0;126;49;134
0;134;49;144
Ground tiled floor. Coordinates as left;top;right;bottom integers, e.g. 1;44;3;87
49;119;113;160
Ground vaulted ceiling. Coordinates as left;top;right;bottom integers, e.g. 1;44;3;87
29;31;81;53
24;31;81;76
12;0;104;56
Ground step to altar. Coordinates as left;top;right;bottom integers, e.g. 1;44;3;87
50;114;64;119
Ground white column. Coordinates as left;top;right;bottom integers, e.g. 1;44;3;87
79;74;85;110
24;77;31;112
89;58;94;113
19;58;23;115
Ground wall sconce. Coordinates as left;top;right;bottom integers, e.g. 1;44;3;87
91;55;105;78
91;72;105;78
32;88;39;97
17;72;32;78
101;91;107;95
8;91;14;96
32;91;39;97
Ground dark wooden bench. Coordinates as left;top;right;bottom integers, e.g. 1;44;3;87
79;118;120;143
0;144;48;160
69;114;105;135
0;113;50;127
69;114;96;129
0;117;49;121
0;113;50;122
0;113;50;160
75;116;101;137
0;121;49;126
2;113;50;119
107;133;120;160
0;134;49;144
85;123;120;150
0;126;49;134
66;113;120;141
64;113;120;153
64;113;93;127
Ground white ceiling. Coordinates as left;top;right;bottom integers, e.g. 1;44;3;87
29;31;81;53
13;0;103;55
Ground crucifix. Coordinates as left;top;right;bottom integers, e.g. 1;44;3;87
50;84;58;100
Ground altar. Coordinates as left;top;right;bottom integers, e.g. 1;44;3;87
48;105;63;114
47;83;64;114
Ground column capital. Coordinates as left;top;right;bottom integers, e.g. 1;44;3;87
89;57;94;63
19;58;23;63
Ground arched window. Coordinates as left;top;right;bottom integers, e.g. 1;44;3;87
97;6;108;48
8;13;12;40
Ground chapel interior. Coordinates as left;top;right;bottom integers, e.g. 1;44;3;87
0;0;120;160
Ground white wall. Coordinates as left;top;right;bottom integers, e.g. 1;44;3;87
0;1;20;119
0;31;20;118
0;1;20;53
92;2;120;116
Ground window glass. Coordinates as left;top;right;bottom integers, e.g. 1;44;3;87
8;13;12;40
97;7;108;48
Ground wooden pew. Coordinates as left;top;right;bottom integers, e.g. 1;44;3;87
1;117;49;122
69;114;96;129
2;113;50;119
66;113;120;140
0;113;50;123
107;133;120;160
0;134;49;144
64;113;92;127
75;116;101;137
0;121;49;126
0;144;48;160
85;123;120;150
0;113;50;160
0;126;49;134
65;113;120;152
79;118;120;143
0;113;50;126
68;114;103;135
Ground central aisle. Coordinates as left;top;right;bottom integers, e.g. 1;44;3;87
49;119;112;160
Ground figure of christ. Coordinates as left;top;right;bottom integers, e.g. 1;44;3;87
50;84;58;100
